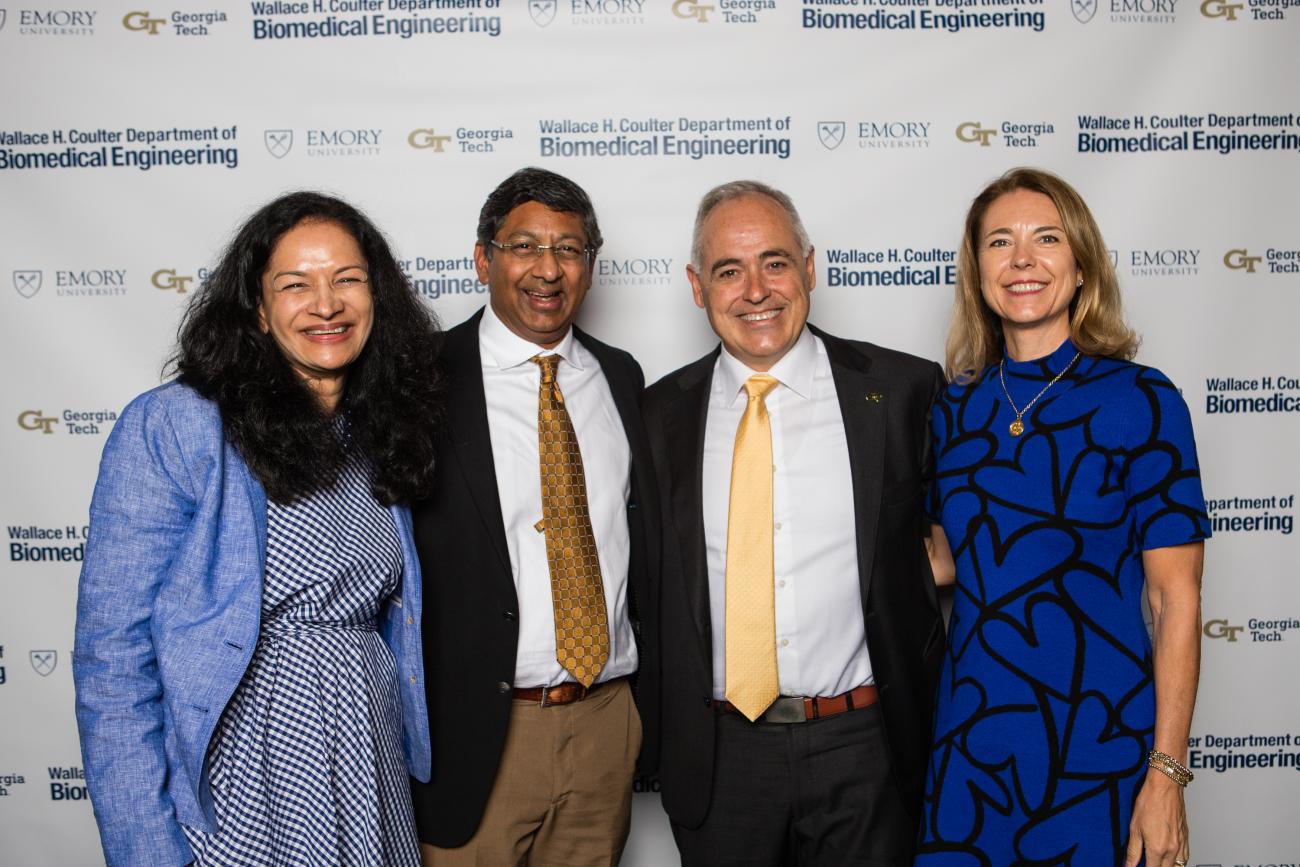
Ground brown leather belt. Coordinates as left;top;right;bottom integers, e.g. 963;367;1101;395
513;676;623;707
712;684;879;724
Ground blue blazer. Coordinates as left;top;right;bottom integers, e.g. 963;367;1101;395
72;382;431;867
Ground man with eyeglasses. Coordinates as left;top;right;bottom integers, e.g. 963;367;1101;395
409;167;660;866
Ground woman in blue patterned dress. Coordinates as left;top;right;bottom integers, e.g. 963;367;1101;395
917;169;1209;867
74;193;442;866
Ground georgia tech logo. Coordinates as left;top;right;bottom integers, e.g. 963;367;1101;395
1204;618;1246;641
1224;249;1261;273
673;0;715;21
1201;0;1243;18
408;129;452;151
817;121;846;150
18;410;60;434
264;129;293;159
13;269;42;299
29;650;57;677
122;10;166;33
151;268;194;293
528;0;556;26
956;122;998;147
1071;0;1098;21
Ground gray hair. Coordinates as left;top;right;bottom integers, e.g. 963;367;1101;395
690;180;812;271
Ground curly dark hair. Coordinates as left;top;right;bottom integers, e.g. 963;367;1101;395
171;191;442;506
476;167;604;255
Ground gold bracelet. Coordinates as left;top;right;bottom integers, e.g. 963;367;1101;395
1148;750;1193;787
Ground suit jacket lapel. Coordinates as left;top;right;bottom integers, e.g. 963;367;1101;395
441;310;513;580
812;325;888;609
663;350;719;657
575;327;642;462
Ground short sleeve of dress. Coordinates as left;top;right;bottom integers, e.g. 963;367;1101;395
1122;366;1212;550
925;386;953;525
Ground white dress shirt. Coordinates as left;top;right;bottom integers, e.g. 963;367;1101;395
702;327;872;701
478;305;636;688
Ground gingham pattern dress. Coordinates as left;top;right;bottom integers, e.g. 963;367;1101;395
183;448;420;866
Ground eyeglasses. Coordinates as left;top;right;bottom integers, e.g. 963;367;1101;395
489;239;592;263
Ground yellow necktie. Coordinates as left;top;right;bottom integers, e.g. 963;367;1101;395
724;374;781;721
532;354;610;688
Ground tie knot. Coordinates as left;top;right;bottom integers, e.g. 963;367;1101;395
744;374;779;402
531;353;561;384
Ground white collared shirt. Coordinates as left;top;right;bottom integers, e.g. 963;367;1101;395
702;327;871;700
478;305;636;688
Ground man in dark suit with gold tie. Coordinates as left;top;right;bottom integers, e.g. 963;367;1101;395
410;167;658;866
643;180;945;865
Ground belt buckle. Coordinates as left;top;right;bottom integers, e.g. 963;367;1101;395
760;696;807;724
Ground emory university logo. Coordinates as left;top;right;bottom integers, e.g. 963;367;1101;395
264;129;293;158
528;0;556;26
817;121;845;150
1071;0;1098;22
13;269;42;298
30;650;57;677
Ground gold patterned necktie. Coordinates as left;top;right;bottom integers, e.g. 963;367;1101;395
724;373;781;721
532;353;610;688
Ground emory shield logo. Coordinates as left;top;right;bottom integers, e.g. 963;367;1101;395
1071;0;1097;22
30;650;57;677
264;129;293;158
817;121;846;150
528;0;556;26
13;270;42;298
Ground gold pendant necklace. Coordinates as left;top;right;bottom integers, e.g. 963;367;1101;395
999;350;1081;437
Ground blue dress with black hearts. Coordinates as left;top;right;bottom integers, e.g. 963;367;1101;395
916;338;1210;866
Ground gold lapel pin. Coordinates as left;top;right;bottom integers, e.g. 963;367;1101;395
865;392;884;403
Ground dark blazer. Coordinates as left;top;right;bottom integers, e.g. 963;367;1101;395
409;308;661;848
642;325;946;829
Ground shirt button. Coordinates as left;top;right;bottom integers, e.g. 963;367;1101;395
503;610;517;622
406;616;413;625
778;580;786;589
408;675;416;685
774;522;782;531
780;639;790;647
498;681;511;694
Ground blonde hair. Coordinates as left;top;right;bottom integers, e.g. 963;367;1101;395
945;167;1138;381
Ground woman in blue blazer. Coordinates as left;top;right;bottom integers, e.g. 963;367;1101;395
73;192;443;867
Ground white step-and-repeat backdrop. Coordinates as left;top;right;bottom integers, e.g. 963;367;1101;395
2;2;1297;864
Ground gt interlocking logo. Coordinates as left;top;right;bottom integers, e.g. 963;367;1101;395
408;128;452;151
1224;249;1262;273
152;268;194;293
122;10;165;33
1201;0;1244;18
17;410;59;434
956;122;997;146
673;0;715;21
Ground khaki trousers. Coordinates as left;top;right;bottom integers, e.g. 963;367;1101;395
421;678;641;867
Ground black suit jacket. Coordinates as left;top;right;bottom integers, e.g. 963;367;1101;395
642;325;945;829
410;308;661;847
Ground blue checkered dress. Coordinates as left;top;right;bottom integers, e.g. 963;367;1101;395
183;449;420;866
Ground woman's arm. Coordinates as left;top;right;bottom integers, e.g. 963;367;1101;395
926;523;956;587
1125;540;1204;867
72;392;196;867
